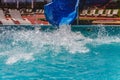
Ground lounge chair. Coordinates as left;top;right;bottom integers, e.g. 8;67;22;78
26;9;32;13
0;9;14;25
9;9;31;25
25;9;33;15
101;9;111;17
80;10;88;16
26;9;29;13
41;10;44;14
38;9;44;14
36;9;39;13
107;9;119;17
87;9;96;16
93;9;104;16
39;9;42;13
29;9;32;13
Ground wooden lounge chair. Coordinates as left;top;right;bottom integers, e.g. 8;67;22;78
87;9;96;16
26;9;33;15
101;9;111;17
41;10;44;14
35;9;39;14
93;9;104;17
38;9;44;14
107;9;119;17
80;10;88;16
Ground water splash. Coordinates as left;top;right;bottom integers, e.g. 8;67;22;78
98;26;108;38
0;25;120;65
11;25;91;53
0;25;91;64
92;26;120;45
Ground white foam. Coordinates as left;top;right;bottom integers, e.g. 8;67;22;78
1;25;120;64
11;25;90;54
0;49;34;65
6;53;34;65
91;27;120;45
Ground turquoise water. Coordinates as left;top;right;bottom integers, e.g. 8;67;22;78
0;25;120;80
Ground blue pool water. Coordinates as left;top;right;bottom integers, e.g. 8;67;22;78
0;25;120;80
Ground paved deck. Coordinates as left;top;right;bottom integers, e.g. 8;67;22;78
80;16;120;25
80;16;120;20
0;14;49;25
1;15;120;25
22;14;49;25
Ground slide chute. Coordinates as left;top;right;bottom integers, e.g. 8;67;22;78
44;0;111;26
44;0;79;26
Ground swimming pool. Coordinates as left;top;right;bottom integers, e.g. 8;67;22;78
0;25;120;80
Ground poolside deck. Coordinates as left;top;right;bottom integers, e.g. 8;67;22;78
80;16;120;25
24;15;120;25
1;14;120;25
22;14;49;25
0;13;49;25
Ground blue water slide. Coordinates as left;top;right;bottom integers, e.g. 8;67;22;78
44;0;79;26
44;0;110;26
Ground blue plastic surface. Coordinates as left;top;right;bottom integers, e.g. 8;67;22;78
44;0;79;26
44;0;110;26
